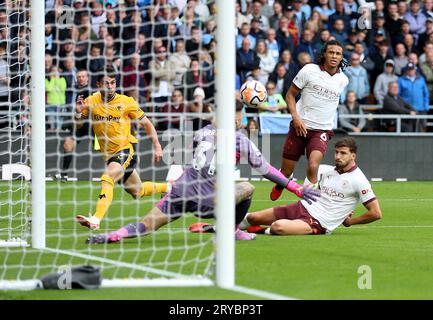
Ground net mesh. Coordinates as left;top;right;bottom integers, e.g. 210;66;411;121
1;0;219;286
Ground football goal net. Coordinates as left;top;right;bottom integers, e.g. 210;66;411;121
0;0;235;290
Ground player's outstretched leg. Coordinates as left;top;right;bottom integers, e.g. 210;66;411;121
270;159;296;201
123;170;169;199
86;207;170;244
86;222;146;244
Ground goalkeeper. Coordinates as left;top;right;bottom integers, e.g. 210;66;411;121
75;66;168;230
87;101;320;243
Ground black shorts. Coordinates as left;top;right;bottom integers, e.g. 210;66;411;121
62;120;93;144
106;144;137;184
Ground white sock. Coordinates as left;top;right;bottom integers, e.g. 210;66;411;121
304;177;318;188
264;227;271;235
89;216;100;224
239;213;252;230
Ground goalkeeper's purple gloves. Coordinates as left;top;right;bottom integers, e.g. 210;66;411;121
286;181;321;204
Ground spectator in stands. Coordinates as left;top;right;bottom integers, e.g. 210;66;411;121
393;42;409;76
398;0;409;17
246;118;259;137
59;39;75;62
248;0;270;32
423;0;433;18
184;58;209;101
403;33;419;55
398;63;430;131
257;80;287;113
331;18;348;44
236;1;249;29
123;52;145;100
293;29;317;63
374;59;399;105
149;45;176;108
178;6;201;37
417;18;433;52
159;89;186;130
373;0;386;19
74;12;97;69
296;52;312;71
278;49;297;74
265;28;280;63
106;7;120;40
250;18;267;42
236;37;260;84
338;91;366;133
122;11;144;55
420;51;433;103
91;0;107;36
385;1;403;46
188;87;213;131
246;66;262;83
419;41;433;64
256;39;276;85
45;23;57;56
313;0;335;29
185;26;202;57
344;0;358;15
62;55;77;108
169;39;191;89
404;0;426;43
314;28;331;54
343;53;370;104
275;16;294;54
343;30;359;59
45;66;67;131
402;52;426;78
367;14;391;46
268;62;291;98
382;81;417;132
88;45;105;88
329;0;350;33
370;39;394;90
305;10;324;35
237;22;256;50
188;0;210;22
202;19;216;46
269;1;283;30
292;0;307;33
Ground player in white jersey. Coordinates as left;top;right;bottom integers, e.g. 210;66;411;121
242;137;382;235
270;40;350;201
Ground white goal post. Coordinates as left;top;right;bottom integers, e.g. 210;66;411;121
0;0;236;290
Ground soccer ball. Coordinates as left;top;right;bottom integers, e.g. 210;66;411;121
240;80;267;107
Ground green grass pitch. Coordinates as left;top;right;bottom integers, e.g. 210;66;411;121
1;180;433;300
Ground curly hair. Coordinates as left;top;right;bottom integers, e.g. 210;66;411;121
317;40;345;69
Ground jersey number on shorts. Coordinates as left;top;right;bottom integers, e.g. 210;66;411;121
192;141;216;176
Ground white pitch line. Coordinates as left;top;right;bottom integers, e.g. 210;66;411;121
230;285;296;300
252;198;433;202
352;225;433;229
44;247;184;278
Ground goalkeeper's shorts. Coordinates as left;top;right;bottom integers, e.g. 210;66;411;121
156;192;214;221
107;144;137;184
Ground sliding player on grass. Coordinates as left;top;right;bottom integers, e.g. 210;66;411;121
242;137;382;235
86;101;321;244
74;66;168;230
270;40;349;201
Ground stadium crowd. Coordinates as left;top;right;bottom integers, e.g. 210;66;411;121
1;0;433;132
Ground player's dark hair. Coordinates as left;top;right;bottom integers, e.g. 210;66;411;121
317;40;346;69
96;66;117;82
335;137;357;154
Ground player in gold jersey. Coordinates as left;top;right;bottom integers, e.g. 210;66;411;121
74;66;168;230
